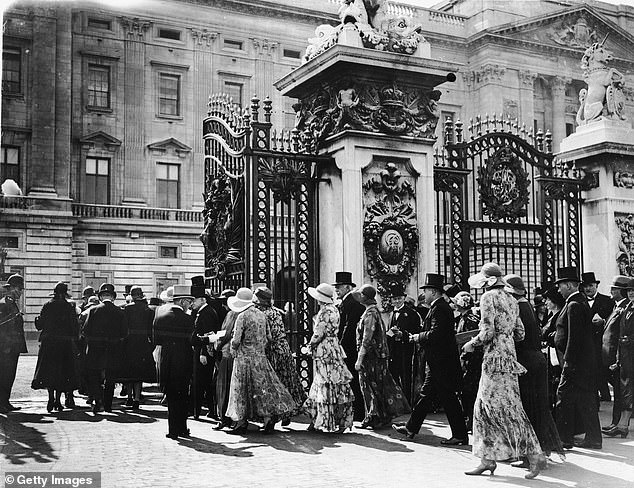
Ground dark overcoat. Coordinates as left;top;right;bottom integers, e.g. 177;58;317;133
338;293;365;362
602;298;629;368
617;303;634;408
83;300;126;372
118;299;156;383
153;304;194;391
0;296;27;354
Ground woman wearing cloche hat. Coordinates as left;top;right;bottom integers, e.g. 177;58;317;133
224;288;297;434
304;283;355;433
463;263;545;479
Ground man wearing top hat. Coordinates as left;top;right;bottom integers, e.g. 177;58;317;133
581;272;616;402
393;273;468;445
601;275;631;431
190;276;220;419
554;267;602;449
80;286;96;313
333;271;365;421
82;283;127;414
153;284;195;439
0;274;26;413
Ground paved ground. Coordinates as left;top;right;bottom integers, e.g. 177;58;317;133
1;356;633;488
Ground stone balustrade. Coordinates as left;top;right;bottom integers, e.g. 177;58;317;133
72;203;203;222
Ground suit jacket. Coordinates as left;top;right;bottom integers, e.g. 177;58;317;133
603;298;629;367
0;296;27;354
193;303;220;359
554;291;597;389
153;303;194;389
338;293;365;361
388;304;421;360
588;293;615;321
414;297;461;388
83;300;126;370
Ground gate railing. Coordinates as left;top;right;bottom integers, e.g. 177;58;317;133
434;115;585;293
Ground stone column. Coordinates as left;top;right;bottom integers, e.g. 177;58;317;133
518;70;537;128
120;17;151;205
550;76;570;153
54;5;72;199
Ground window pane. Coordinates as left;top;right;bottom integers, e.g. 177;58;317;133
157;164;167;179
158;74;180;116
167;180;179;208
88;65;110;108
96;175;109;203
168;165;179;180
85;174;96;203
5;148;19;165
157;179;168;207
224;82;242;108
2;48;21;93
97;159;109;175
1;146;20;185
86;158;97;174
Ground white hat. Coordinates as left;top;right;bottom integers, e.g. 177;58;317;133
468;262;506;289
159;286;174;302
308;283;335;304
227;287;255;312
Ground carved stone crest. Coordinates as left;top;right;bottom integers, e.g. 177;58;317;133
199;170;244;279
550;17;597;48
363;163;418;300
616;213;634;277
258;156;307;202
477;147;530;221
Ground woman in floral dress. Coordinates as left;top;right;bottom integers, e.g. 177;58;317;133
304;283;355;433
225;287;297;434
255;286;306;426
463;263;545;480
354;284;410;428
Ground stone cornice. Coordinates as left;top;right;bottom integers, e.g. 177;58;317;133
462;63;506;87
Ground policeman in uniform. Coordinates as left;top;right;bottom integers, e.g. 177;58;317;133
0;274;26;413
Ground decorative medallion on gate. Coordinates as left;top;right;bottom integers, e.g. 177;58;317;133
199;171;244;279
616;213;634;277
258;156;307;203
363;163;418;300
477;147;530;221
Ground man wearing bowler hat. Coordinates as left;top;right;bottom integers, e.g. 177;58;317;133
82;283;126;414
581;272;615;401
333;271;365;421
0;274;26;413
554;267;602;449
393;273;468;444
601;275;631;432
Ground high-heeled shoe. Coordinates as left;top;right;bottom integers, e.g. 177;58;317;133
226;423;247;435
46;400;55;413
465;462;496;476
604;427;628;438
54;402;64;412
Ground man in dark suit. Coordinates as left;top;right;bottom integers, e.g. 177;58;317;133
393;273;467;445
83;283;126;414
554;267;602;449
153;284;195;439
333;271;365;421
581;272;615;401
190;276;220;419
387;292;421;404
0;274;26;414
601;275;630;432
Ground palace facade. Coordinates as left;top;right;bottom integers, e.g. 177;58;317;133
2;0;633;339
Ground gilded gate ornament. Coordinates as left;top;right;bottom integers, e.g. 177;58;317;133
616;214;634;277
363;163;418;299
477;147;530;221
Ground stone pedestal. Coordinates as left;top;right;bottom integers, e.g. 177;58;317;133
276;44;460;300
558;119;634;285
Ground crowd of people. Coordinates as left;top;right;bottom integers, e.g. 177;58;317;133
1;262;633;480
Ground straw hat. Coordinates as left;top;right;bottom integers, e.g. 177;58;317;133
159;286;174;303
227;287;255;312
468;262;506;289
308;283;335;304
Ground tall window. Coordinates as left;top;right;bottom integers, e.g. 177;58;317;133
1;146;20;186
2;48;21;94
85;157;110;204
156;163;179;208
87;64;110;108
158;73;180;116
224;81;243;108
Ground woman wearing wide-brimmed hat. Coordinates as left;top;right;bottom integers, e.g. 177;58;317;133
303;283;355;433
354;284;410;429
31;282;81;412
224;287;296;434
254;287;307;427
462;263;544;479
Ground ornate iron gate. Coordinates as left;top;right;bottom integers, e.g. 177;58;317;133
201;95;332;389
434;116;585;295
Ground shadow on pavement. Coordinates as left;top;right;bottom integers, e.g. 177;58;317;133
173;435;261;457
0;412;58;466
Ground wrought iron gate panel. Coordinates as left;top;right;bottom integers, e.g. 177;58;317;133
435;116;584;293
203;95;332;390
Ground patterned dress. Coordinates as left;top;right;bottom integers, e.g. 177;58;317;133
260;304;307;419
470;288;543;460
225;306;297;423
304;304;355;432
357;304;410;426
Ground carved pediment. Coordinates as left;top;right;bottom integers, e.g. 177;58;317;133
486;6;634;62
79;131;122;151
147;138;192;157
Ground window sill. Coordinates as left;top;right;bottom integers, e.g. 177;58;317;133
2;92;25;101
86;106;113;114
157;114;183;121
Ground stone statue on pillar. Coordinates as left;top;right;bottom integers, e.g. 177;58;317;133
576;35;627;125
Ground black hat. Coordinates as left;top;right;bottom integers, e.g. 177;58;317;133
543;287;565;308
190;275;207;298
191;275;205;287
443;283;461;298
3;274;24;289
332;271;356;287
124;284;132;295
420;273;445;291
130;286;145;300
581;272;600;285
82;286;96;298
555;267;581;285
98;283;116;298
351;284;377;305
149;297;162;306
51;282;72;298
